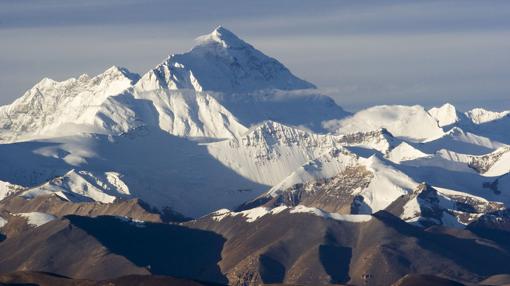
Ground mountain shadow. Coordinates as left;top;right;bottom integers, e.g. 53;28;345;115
258;254;285;284
66;215;228;285
319;244;352;284
372;211;510;277
467;208;510;250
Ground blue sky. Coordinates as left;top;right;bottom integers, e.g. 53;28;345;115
1;0;509;111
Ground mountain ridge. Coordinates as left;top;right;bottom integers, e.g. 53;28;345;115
0;26;509;286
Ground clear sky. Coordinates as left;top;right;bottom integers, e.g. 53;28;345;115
1;0;509;111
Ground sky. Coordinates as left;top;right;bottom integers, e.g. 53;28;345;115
1;0;509;112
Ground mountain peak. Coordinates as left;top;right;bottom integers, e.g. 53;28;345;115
465;107;510;124
140;26;316;93
103;65;128;77
195;25;247;49
101;66;140;84
428;102;459;127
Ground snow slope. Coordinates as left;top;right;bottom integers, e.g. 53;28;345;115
328;105;444;142
387;142;429;163
129;89;248;139
207;121;344;186
419;127;505;155
266;147;360;193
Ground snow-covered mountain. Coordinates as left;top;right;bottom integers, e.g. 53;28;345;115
465;107;510;124
138;26;315;93
1;26;509;286
0;27;347;144
0;27;508;228
428;103;461;127
0;66;139;142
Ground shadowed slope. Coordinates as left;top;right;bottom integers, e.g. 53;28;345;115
0;216;228;285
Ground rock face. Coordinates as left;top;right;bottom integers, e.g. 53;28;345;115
254;165;374;214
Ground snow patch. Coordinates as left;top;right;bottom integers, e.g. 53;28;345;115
357;155;418;212
0;180;25;201
0;216;7;228
17;212;56;227
289;205;372;222
209;205;370;223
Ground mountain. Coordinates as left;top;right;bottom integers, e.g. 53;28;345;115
1;209;508;286
0;215;228;283
138;26;315;93
246;152;417;215
0;27;352;217
0;27;347;143
0;66;139;142
421;126;503;154
0;29;507;220
133;26;348;134
465;107;510;124
188;207;510;285
0;27;509;285
393;183;506;228
428;103;462;127
428;103;510;145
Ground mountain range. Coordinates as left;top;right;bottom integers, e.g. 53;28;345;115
0;27;509;286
